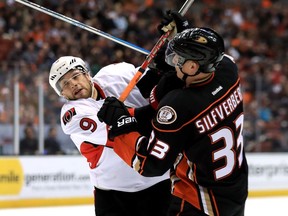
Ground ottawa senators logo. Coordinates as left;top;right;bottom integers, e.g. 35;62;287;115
62;108;76;125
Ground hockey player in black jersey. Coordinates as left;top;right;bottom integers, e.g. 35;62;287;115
98;16;249;216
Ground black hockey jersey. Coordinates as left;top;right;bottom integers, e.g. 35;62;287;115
113;56;248;216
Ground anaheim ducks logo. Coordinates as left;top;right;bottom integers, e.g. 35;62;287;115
62;107;76;125
194;36;208;44
157;106;177;124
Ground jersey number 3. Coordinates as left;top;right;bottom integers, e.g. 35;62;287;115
210;113;244;180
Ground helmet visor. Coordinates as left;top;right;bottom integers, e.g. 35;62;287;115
165;41;186;68
55;68;86;94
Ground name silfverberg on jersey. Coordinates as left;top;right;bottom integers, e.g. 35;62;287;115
195;85;243;134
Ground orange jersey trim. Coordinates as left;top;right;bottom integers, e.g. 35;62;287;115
80;141;104;169
153;78;241;133
113;132;141;166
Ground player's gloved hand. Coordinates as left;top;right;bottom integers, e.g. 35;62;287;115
157;10;190;37
149;72;184;110
97;97;137;140
97;96;130;125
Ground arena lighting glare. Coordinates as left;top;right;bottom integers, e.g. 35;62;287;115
15;0;149;55
15;0;195;102
119;0;195;102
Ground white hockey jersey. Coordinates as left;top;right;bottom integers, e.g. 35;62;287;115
60;62;169;192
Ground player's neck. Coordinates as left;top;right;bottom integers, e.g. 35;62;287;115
90;87;98;99
186;72;213;86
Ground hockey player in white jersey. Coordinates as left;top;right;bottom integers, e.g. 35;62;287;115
49;56;170;216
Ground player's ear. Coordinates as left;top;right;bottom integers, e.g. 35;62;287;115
190;61;199;72
184;60;199;75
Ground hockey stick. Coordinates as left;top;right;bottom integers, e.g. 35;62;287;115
14;0;149;55
119;0;195;102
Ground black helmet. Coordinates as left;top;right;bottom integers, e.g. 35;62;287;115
165;27;225;73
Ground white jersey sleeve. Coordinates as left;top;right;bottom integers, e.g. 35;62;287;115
93;62;149;108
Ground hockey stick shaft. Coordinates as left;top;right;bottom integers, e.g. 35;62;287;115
14;0;149;55
119;0;195;102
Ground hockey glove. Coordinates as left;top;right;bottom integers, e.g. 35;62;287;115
97;96;131;125
97;97;137;140
149;72;185;110
157;10;190;37
109;115;138;140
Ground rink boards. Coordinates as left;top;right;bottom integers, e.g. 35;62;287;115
0;156;93;208
0;153;288;208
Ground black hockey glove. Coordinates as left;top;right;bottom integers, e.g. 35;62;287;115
97;97;137;140
97;96;130;125
157;10;190;35
149;72;184;109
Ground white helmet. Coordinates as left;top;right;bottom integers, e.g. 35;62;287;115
49;56;88;96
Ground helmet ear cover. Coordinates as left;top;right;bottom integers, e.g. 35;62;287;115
166;28;225;73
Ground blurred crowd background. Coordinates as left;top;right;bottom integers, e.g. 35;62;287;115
0;0;288;154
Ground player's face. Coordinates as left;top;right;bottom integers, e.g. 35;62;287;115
58;70;92;100
166;51;187;68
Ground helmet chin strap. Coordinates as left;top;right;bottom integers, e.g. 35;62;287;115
178;67;201;81
89;80;97;99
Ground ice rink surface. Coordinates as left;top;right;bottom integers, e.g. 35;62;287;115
0;196;288;216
